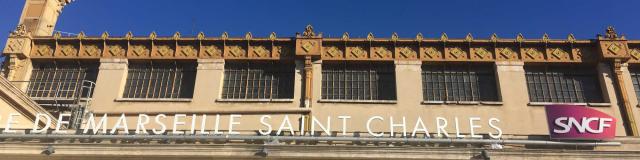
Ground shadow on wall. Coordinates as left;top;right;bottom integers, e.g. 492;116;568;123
0;55;4;68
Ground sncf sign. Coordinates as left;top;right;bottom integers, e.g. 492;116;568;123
545;105;616;140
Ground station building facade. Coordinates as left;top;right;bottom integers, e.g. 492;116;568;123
2;0;640;159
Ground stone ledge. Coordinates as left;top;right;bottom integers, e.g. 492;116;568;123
215;99;294;103
318;99;397;104
114;98;192;102
528;102;611;107
421;101;503;106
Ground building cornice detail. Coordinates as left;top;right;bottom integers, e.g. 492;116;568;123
7;26;640;63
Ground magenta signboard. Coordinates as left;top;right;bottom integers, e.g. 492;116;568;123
545;105;616;140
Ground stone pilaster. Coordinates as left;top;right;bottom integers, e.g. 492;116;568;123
394;60;422;105
90;58;128;110
2;32;33;82
310;60;323;107
192;59;224;105
494;61;528;105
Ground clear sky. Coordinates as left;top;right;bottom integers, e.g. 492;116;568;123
1;0;639;55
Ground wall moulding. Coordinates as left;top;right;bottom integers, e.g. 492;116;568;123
18;35;633;63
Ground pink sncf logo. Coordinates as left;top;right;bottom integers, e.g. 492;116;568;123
545;105;616;140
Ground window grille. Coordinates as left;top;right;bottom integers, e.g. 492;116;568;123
525;65;603;103
123;61;196;99
321;62;396;100
422;64;498;102
629;66;640;103
222;61;294;100
27;61;98;99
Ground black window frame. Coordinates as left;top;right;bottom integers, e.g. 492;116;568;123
525;64;604;103
221;60;295;100
421;63;499;102
321;61;397;101
122;60;197;99
27;60;98;99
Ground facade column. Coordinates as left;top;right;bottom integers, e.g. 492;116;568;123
612;59;639;136
191;59;224;105
495;61;528;105
620;63;640;133
304;56;313;108
394;60;423;106
90;58;128;111
596;26;638;136
2;35;33;89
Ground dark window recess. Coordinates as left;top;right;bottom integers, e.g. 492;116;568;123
629;66;640;103
123;61;196;99
525;65;603;103
27;61;98;99
422;64;499;102
321;62;396;100
222;61;295;99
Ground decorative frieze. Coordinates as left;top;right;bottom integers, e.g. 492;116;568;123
396;44;418;60
521;46;545;62
444;45;468;60
32;43;54;57
128;41;150;58
16;25;638;64
470;45;493;61
322;43;344;59
200;42;223;59
346;44;368;59
420;44;444;61
627;43;640;63
371;44;393;60
105;42;127;58
79;40;102;58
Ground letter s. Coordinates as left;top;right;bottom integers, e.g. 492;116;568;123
553;117;571;134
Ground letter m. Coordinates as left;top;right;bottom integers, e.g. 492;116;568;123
83;114;109;134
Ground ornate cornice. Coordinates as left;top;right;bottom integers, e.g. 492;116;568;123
14;26;639;63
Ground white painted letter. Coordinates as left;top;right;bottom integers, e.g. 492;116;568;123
110;113;129;134
54;113;71;134
311;116;331;136
338;116;351;136
83;114;108;134
32;113;51;133
277;115;294;135
488;118;502;139
152;114;167;134
367;116;384;137
228;114;242;135
390;116;407;137
411;117;430;137
469;117;482;138
259;115;272;135
135;114;150;134
4;113;21;133
436;117;450;137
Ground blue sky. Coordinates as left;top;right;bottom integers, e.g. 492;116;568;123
1;0;639;52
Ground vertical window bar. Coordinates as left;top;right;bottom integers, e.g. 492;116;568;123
421;63;498;102
123;61;195;99
221;61;294;100
322;62;395;101
524;65;602;103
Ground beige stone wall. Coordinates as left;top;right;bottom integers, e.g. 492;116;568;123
39;58;629;137
0;99;37;129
